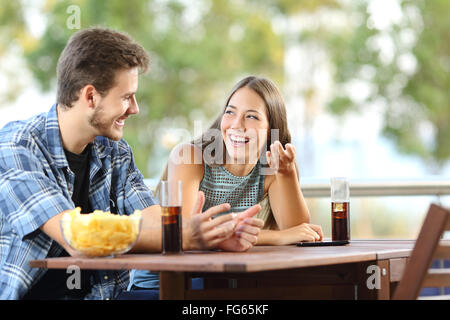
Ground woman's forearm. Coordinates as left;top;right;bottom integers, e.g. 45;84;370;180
270;170;310;228
256;229;284;246
256;223;323;246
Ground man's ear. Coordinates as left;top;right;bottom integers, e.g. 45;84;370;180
80;85;97;109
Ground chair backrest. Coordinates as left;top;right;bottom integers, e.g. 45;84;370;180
393;203;450;300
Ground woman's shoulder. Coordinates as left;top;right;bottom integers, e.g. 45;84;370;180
169;143;203;164
169;143;204;177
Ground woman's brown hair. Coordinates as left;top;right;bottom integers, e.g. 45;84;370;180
193;76;292;165
159;76;297;229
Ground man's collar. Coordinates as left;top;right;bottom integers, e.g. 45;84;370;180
46;104;113;168
46;104;69;168
92;136;113;159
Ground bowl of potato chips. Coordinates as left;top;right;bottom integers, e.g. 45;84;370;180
60;208;142;257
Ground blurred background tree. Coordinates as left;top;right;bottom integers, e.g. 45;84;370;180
1;0;449;239
0;1;29;104
15;0;288;177
291;0;450;173
0;0;448;178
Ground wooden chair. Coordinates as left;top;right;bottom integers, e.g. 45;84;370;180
393;203;450;300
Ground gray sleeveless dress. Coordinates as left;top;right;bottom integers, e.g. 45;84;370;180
199;161;265;214
129;161;265;290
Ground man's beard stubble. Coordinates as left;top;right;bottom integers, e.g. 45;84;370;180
88;104;121;141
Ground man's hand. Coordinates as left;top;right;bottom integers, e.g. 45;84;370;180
186;191;237;250
217;205;263;252
186;192;263;251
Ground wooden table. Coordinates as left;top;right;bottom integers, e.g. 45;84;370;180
30;240;418;300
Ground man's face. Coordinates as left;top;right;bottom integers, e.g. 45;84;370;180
88;68;139;141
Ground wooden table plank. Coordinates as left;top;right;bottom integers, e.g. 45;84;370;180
29;240;419;300
390;258;409;282
30;241;417;273
356;260;391;300
30;246;376;272
349;239;415;260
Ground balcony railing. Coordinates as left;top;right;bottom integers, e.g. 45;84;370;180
299;178;450;198
144;177;450;198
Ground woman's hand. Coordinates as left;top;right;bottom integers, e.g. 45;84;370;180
276;223;324;245
186;192;236;250
216;205;264;252
266;141;296;176
185;192;263;251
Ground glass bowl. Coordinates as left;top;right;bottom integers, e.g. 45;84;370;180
60;208;142;257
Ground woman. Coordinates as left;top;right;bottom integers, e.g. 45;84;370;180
169;75;322;242
129;76;323;292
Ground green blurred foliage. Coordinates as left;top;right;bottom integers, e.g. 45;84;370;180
297;0;449;172
21;0;287;177
401;0;450;168
0;2;26;55
258;0;340;14
0;1;28;103
0;0;448;177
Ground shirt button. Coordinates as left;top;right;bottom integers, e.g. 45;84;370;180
104;275;108;280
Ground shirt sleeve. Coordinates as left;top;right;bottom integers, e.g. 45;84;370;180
122;144;157;213
0;144;73;239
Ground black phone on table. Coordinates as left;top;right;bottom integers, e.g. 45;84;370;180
295;240;349;247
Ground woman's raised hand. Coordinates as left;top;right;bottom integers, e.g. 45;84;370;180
266;141;296;176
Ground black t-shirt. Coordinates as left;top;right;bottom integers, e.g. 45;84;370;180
23;145;93;300
64;145;93;214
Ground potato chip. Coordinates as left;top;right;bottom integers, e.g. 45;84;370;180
61;208;142;257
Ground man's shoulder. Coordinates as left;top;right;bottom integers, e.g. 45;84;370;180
0;113;47;148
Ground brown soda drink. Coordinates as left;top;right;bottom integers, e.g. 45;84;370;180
160;181;183;255
332;202;350;241
161;206;182;254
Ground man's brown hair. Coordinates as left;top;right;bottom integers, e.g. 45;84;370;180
56;27;149;108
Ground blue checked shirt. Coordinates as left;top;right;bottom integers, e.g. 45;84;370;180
0;104;155;300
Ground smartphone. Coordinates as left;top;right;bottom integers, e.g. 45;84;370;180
295;240;349;247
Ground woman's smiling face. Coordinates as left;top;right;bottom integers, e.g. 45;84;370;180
220;86;269;164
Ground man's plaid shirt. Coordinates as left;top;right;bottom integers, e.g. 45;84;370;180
0;104;155;299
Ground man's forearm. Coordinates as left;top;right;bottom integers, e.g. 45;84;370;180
131;205;163;252
40;209;80;256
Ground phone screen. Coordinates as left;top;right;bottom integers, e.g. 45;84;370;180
295;240;349;247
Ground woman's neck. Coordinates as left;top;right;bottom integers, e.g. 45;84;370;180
223;162;257;177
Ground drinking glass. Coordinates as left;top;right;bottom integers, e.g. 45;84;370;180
331;177;350;241
160;181;183;254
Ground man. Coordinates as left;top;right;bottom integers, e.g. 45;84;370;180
0;27;263;300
